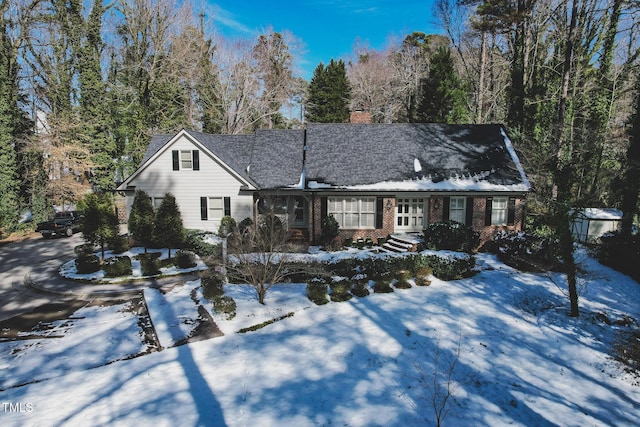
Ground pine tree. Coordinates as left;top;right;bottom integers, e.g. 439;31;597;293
80;193;119;261
0;14;22;234
153;193;184;258
128;189;155;252
78;0;116;192
416;47;468;123
305;59;351;123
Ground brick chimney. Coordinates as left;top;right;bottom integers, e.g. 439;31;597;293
350;110;372;124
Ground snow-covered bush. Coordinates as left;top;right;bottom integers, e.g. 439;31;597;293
103;256;132;277
394;270;412;289
212;295;236;320
421;220;480;253
351;274;370;297
183;230;221;259
307;277;329;305
373;272;394;293
414;266;433;286
488;231;561;272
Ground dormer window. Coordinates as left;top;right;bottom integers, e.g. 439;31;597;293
172;150;200;171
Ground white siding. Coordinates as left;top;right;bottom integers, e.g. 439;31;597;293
125;134;253;232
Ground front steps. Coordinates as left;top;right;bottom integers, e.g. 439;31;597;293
381;234;421;253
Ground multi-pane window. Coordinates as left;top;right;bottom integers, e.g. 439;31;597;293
450;197;466;224
208;197;224;220
491;197;508;225
180;150;193;169
153;197;164;210
328;197;376;229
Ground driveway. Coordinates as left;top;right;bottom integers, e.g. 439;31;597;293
0;232;84;322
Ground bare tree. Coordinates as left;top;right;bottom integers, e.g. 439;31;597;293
227;212;291;305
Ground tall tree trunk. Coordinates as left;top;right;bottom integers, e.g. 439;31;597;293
476;30;487;123
554;0;580;318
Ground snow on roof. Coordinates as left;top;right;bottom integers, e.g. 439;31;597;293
308;171;530;192
576;208;623;220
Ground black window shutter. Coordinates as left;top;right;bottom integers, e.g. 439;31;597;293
172;150;179;170
320;197;328;219
192;150;200;170
485;197;493;226
443;197;450;221
465;197;474;226
507;197;516;226
224;197;231;216
376;197;384;229
200;197;207;220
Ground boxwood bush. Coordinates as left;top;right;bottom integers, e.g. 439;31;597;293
212;295;237;320
103;256;132;277
138;252;162;276
307;277;329;305
330;279;352;302
75;254;101;274
175;250;197;269
202;271;226;301
421;220;480;253
351;274;370;297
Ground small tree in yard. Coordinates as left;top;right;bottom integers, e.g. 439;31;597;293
128;190;155;252
153;193;184;259
79;193;119;261
228;213;288;304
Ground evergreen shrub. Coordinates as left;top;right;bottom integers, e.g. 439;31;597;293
202;271;226;301
213;295;237;320
218;216;237;237
330;279;352;302
103;256;132;277
598;232;640;282
175;250;197;269
394;269;412;289
351;274;370;297
138;252;162;276
373;272;394;293
421;220;480;253
489;231;561;272
75;254;101;274
183;230;221;259
414;266;433;286
320;215;340;249
307;277;329;305
108;235;130;254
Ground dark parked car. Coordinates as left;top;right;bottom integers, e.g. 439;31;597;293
36;211;83;239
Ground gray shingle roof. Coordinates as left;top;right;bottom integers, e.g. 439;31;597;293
134;124;529;192
304;123;527;188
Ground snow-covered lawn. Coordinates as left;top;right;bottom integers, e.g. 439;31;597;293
1;248;639;426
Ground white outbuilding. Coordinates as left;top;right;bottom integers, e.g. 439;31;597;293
570;208;622;243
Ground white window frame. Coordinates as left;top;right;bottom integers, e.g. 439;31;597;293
450;197;466;224
208;197;224;221
153;197;164;210
180;150;193;170
491;197;508;226
328;197;376;229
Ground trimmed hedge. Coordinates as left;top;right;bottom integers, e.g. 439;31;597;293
138;252;162;276
75;254;101;274
421;220;480;253
175;250;197;269
103;256;132;277
307;277;329;305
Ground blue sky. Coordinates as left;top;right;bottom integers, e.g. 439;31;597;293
207;0;437;79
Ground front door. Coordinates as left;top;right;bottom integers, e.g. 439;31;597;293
396;198;426;232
